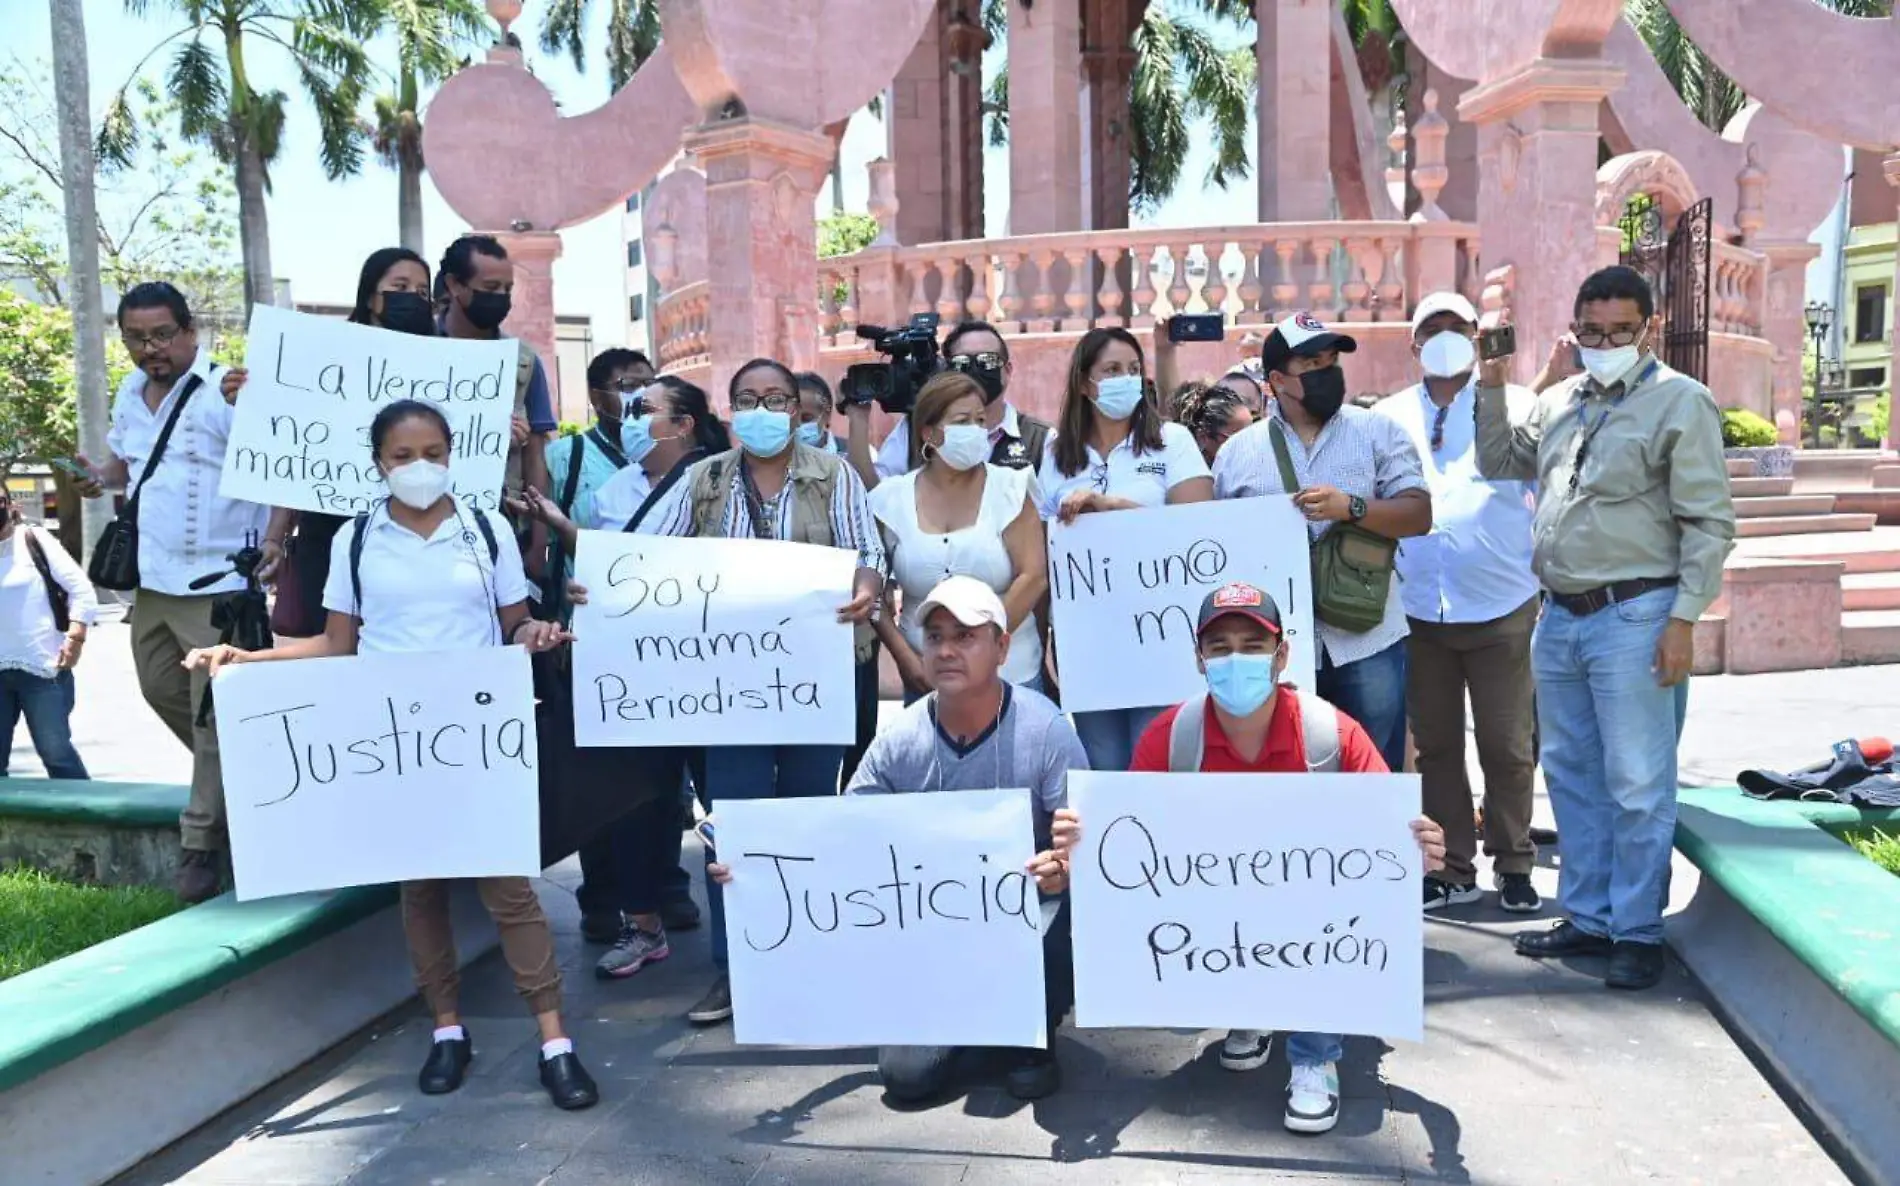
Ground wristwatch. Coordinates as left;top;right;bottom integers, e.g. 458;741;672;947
1347;495;1368;522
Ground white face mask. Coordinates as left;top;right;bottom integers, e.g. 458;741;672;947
384;460;453;510
934;423;991;471
1578;344;1642;387
1418;331;1476;379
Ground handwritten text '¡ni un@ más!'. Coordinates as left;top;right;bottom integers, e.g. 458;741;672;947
266;331;510;405
737;845;1039;954
237;694;531;807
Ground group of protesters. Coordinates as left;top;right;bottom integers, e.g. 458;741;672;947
1;234;1732;1130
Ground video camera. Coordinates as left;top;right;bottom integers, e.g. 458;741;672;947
840;312;942;415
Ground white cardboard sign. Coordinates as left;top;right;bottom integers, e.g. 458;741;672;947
718;789;1049;1048
1068;770;1423;1041
1046;497;1317;714
569;531;857;747
219;304;516;516
213;646;541;901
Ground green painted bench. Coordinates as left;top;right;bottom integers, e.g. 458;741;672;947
0;779;188;827
0;779;191;888
1674;787;1900;1049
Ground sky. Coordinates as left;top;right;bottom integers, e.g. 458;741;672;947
8;0;1256;350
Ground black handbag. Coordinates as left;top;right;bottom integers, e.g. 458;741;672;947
88;373;205;592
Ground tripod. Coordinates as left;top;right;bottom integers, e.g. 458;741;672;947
192;530;274;727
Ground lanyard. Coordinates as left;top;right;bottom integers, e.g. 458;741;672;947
1568;360;1658;496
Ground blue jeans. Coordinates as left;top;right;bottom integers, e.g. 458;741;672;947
1286;1030;1342;1068
1316;639;1408;773
1533;587;1681;945
1073;705;1165;774
0;669;88;780
704;744;844;969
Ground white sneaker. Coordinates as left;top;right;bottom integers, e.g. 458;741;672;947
1219;1029;1271;1072
1284;1061;1340;1134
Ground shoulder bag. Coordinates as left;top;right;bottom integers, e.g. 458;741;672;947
1269;419;1395;635
88;373;205;592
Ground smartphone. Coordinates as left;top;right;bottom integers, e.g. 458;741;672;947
1167;313;1225;344
1477;324;1516;362
51;458;92;480
694;820;716;855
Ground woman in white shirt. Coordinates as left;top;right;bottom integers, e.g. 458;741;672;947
183;399;598;1113
0;490;98;779
869;371;1048;700
1036;326;1214;774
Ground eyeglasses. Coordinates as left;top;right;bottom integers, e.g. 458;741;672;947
1571;323;1645;348
732;391;795;413
949;352;1006;372
1429;403;1450;452
121;325;182;353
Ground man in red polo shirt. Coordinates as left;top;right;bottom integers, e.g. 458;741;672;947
1121;581;1444;1135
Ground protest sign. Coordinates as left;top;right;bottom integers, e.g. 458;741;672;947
214;645;540;901
570;531;857;747
718;789;1047;1048
218;304;517;515
1067;770;1423;1040
1046;497;1316;714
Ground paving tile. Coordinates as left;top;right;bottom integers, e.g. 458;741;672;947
339;1143;567;1186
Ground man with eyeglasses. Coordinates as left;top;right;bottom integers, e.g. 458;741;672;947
1373;292;1541;917
74;282;269;902
1474;265;1734;991
846;321;1052;488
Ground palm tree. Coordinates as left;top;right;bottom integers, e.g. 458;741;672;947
371;0;490;252
540;0;662;92
103;0;378;311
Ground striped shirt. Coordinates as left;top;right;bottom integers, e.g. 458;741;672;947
1211;403;1428;667
642;449;889;575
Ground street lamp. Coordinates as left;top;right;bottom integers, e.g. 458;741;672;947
1804;301;1834;447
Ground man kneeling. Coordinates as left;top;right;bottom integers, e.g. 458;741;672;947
711;576;1084;1104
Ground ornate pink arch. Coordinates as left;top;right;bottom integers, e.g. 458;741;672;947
1594;150;1701;227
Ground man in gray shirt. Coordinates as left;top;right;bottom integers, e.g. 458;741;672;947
745;574;1085;1103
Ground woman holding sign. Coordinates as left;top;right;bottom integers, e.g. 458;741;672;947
183;399;600;1112
869;371;1048;701
1036;327;1214;774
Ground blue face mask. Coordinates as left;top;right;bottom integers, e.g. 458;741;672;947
1203;653;1278;716
1093;373;1145;421
732;408;793;458
796;421;824;448
619;415;659;464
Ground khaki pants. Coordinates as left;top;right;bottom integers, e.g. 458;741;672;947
130;590;226;851
402;878;564;1019
1406;596;1539;885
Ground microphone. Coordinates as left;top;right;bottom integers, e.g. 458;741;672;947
1785;737;1893;777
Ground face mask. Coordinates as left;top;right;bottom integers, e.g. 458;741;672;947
1295;366;1347;422
384;460;453;511
969;364;1006;405
461;289;511;332
1093;373;1145;421
1203;653;1278;717
1418;331;1476;379
796;421;825;448
378;291;437;337
732;408;793;458
620;415;660;464
935;423;992;471
1578;344;1642;387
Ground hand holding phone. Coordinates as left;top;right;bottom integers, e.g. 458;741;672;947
1166;313;1225;344
1477;324;1516;362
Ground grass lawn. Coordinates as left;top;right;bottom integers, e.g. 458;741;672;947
0;865;182;982
1839;827;1900;877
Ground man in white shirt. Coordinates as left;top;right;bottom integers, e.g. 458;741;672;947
1374;293;1542;915
82;282;269;902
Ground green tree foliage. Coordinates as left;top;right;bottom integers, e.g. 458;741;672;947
1719;407;1777;448
818;212;880;260
0;292;80;480
540;0;662;92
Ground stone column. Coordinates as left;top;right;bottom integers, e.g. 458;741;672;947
1257;0;1333;221
1887;152;1900;451
1007;0;1084;234
1082;0;1138;231
495;229;564;411
944;9;989;241
1458;58;1625;383
889;7;948;247
684;117;834;403
1757;241;1821;447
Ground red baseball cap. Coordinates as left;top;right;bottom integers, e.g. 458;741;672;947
1195;582;1284;639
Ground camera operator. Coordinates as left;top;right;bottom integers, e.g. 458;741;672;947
75;282;269;903
844;321;1051;490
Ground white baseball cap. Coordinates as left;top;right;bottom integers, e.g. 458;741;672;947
915;575;1007;631
1260;312;1359;374
1410;291;1480;333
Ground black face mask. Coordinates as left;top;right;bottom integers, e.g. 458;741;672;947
1296;365;1347;422
378;291;437;336
461;289;512;332
968;364;1006;405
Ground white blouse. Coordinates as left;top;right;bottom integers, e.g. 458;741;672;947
321;505;530;656
1034;420;1209;520
869;465;1043;686
0;527;100;679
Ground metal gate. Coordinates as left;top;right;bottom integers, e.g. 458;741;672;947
1618;194;1711;383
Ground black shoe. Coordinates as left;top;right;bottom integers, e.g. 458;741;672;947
686;974;733;1025
1422;876;1483;912
176;848;222;905
1606;942;1666;990
580;910;623;945
1495;873;1542;914
1529;826;1559;846
1514;920;1612;959
418;1033;473;1095
539;1050;600;1110
659;896;702;932
1005;1048;1061;1100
